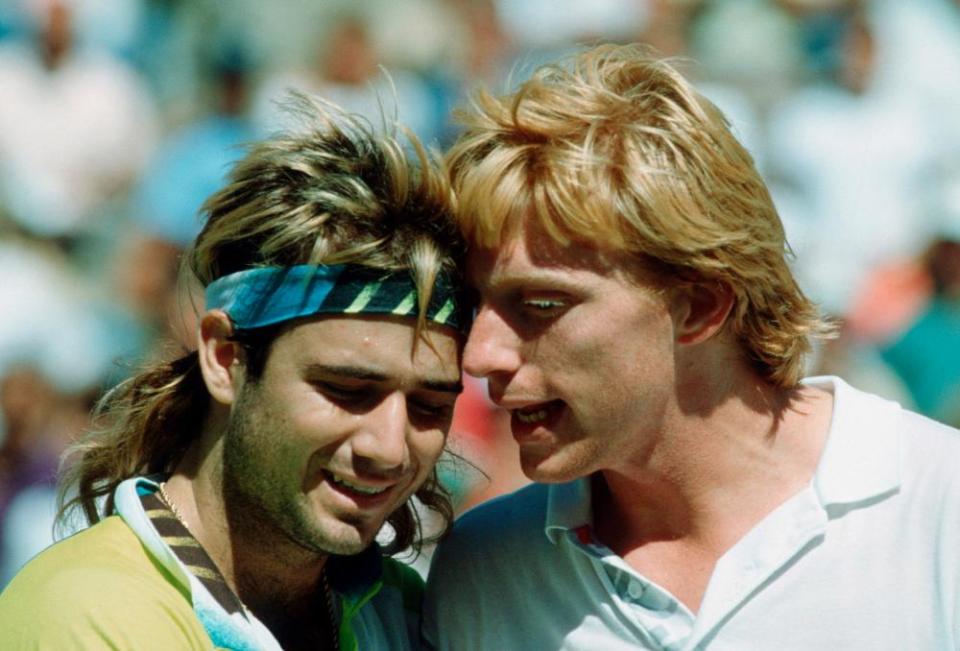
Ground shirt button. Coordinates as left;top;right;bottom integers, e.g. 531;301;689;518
627;581;645;600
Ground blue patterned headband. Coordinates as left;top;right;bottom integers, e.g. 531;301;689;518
205;264;468;332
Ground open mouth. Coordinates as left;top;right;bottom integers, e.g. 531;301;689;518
324;471;390;496
516;406;549;424
512;400;563;426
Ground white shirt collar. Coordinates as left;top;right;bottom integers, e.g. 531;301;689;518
804;375;901;506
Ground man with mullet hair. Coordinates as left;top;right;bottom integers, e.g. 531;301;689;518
424;44;960;649
0;98;470;651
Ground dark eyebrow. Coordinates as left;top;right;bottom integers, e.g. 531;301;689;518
305;364;463;395
307;364;386;382
421;378;465;395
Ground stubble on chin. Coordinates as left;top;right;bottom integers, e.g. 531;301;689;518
220;400;336;558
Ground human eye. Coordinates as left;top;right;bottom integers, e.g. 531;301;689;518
519;293;569;318
315;381;374;406
523;297;565;311
408;397;456;424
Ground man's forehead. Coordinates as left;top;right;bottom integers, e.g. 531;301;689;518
467;224;621;282
280;315;460;374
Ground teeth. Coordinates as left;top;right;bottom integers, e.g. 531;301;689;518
328;473;388;495
516;408;548;424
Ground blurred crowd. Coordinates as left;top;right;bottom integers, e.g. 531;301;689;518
2;0;959;588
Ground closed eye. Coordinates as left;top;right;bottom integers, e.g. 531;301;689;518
409;398;456;421
314;380;456;424
410;384;459;417
314;382;376;408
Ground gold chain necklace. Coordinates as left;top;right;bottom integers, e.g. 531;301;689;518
156;481;340;650
322;567;341;651
158;481;190;530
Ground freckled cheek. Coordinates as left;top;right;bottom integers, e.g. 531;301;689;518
537;332;604;376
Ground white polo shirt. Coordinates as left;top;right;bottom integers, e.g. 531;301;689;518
423;377;960;650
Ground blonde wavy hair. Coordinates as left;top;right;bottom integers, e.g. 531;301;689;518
58;96;465;553
447;44;834;387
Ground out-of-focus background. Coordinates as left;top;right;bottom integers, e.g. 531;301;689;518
1;0;959;586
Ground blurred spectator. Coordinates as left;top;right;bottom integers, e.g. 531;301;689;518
881;202;960;427
132;41;255;249
132;0;212;118
0;239;144;586
253;12;442;145
869;0;960;150
108;232;197;353
767;6;942;317
446;0;514;88
843;258;933;344
806;318;915;415
495;0;645;50
410;0;516;146
692;0;803;103
62;0;145;61
0;366;57;586
0;365;95;588
0;0;145;56
0;368;57;507
112;40;254;361
0;241;144;394
636;0;698;59
0;0;158;246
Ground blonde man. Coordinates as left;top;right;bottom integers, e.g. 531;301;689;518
0;99;469;650
423;45;960;649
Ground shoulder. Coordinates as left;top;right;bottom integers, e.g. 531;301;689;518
836;377;960;503
891;410;960;615
428;483;550;574
830;377;960;482
423;483;565;649
898;405;960;445
2;516;170;594
447;482;550;547
380;556;425;611
817;376;959;451
0;516;211;649
897;408;960;489
425;482;553;596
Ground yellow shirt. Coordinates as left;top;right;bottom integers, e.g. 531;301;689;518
0;516;214;650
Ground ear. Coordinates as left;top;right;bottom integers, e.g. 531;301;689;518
197;310;242;406
671;281;735;346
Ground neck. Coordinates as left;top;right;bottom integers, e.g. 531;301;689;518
594;377;833;555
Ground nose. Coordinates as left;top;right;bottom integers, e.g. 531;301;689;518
463;303;522;380
352;392;410;476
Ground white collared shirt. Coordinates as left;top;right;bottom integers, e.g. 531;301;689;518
424;377;960;650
